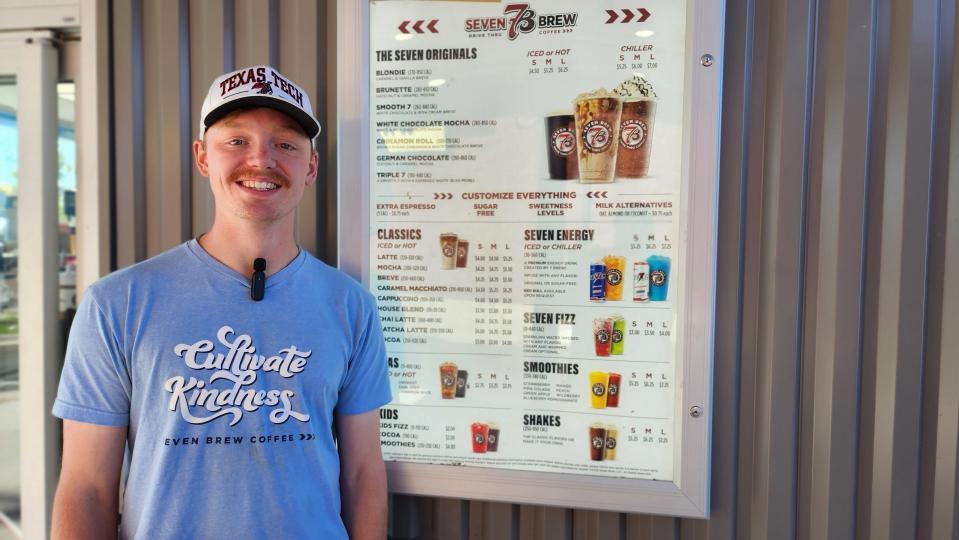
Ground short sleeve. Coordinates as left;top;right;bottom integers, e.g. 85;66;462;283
335;292;392;416
52;289;132;426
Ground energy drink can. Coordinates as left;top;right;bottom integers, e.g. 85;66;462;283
610;315;625;355
633;261;650;302
590;263;607;301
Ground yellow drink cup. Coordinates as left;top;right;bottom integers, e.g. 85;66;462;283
589;371;609;409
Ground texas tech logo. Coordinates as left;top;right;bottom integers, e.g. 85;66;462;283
465;3;577;40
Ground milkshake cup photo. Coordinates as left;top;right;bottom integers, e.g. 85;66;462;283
589;371;610;408
647;255;671;301
440;362;458;399
573;89;623;183
589;423;608;461
545;112;579;180
604;424;619;460
612;75;658;178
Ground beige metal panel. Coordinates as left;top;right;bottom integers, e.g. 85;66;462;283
188;0;228;236
746;0;815;536
867;0;938;537
142;0;187;256
234;0;273;67
929;8;959;538
517;505;571;540
278;0;320;255
76;0;112;291
802;0;874;538
624;514;679;540
112;0;146;266
431;497;469;539
468;501;516;540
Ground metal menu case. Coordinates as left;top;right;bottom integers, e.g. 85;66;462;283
344;0;722;516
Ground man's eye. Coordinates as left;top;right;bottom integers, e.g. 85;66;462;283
278;142;296;151
226;138;245;146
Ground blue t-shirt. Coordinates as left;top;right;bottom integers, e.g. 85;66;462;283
53;240;391;539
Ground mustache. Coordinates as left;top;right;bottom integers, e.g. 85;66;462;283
228;167;289;186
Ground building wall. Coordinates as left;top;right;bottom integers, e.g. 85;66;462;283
97;0;958;538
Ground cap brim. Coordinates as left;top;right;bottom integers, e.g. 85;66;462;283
203;95;321;139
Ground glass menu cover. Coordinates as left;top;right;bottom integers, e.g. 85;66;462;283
369;0;687;482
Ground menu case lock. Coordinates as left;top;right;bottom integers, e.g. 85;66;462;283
689;406;703;418
700;54;714;67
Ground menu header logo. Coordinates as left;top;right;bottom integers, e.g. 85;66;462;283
464;3;578;40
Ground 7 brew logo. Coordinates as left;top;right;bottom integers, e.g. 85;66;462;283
620;119;648;149
582;120;613;152
551;127;575;156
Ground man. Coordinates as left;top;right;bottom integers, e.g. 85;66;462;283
51;66;390;539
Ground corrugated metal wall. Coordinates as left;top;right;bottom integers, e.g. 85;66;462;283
96;0;958;538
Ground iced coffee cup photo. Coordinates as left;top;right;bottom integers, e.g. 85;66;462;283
440;362;458;399
612;74;658;178
439;233;458;270
573;89;623;183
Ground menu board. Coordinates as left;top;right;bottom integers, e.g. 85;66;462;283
358;0;720;513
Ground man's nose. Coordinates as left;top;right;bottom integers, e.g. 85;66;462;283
246;141;277;168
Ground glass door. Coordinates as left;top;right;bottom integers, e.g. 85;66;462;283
0;78;19;540
0;31;62;540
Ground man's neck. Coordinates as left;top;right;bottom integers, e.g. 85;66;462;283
198;221;300;277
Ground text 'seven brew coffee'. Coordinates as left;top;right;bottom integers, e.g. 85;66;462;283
545;112;579;180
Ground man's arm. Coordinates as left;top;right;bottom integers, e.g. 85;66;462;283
337;409;388;540
52;420;127;539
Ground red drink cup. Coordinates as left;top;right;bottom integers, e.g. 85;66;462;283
471;422;489;453
607;372;621;407
593;318;612;356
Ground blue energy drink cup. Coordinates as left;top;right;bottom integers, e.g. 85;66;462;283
647;255;670;301
590;263;607;301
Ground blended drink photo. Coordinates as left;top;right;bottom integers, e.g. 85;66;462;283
613;74;657;178
589;371;610;408
545;111;579;180
573;89;623;183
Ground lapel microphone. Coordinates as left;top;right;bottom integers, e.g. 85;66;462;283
251;258;266;301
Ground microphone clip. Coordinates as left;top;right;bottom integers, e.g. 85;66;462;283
251;258;266;301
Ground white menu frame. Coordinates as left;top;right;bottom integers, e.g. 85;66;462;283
337;0;723;518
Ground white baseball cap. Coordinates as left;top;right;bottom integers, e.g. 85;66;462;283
199;65;321;139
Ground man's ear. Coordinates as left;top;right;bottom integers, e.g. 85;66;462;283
305;149;319;187
194;139;209;176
